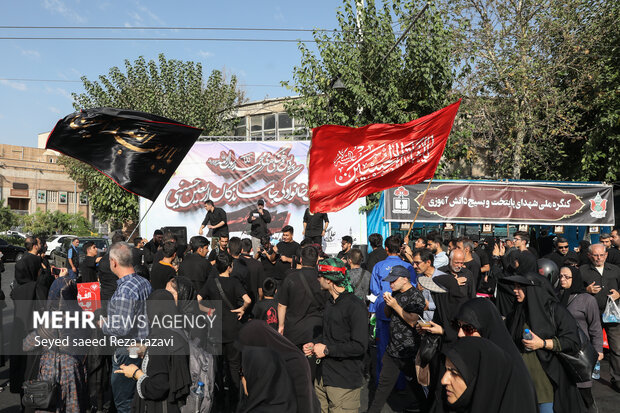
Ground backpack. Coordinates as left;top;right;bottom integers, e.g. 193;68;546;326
181;337;215;413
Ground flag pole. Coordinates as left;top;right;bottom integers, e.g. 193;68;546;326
127;200;155;241
405;177;434;241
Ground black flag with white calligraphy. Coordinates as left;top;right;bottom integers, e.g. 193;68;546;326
46;108;203;201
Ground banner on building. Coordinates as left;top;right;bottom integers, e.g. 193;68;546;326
384;181;614;226
140;141;367;254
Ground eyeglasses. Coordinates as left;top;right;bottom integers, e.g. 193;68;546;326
559;274;572;279
557;245;569;250
453;321;478;336
412;260;424;265
514;238;522;242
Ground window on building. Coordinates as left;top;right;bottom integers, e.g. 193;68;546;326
67;192;76;204
47;191;58;203
250;116;262;133
234;117;247;137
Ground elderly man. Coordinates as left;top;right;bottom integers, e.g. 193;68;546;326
580;243;620;392
438;249;475;298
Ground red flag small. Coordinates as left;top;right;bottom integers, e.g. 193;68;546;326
309;100;461;212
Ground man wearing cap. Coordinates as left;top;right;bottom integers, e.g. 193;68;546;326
303;258;368;413
247;199;272;254
367;265;427;413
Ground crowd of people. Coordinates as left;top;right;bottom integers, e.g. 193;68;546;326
2;198;620;413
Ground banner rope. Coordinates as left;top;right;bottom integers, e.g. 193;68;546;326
405;177;434;241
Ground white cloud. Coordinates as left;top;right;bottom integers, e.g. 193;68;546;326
45;86;72;100
49;106;62;114
21;49;41;59
126;1;165;27
0;79;27;91
0;113;5;119
197;50;214;59
43;0;87;23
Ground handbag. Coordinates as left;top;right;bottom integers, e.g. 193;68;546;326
417;333;441;368
557;326;599;383
22;351;60;410
602;297;620;323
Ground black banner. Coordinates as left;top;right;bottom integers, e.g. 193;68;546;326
384;181;614;225
46;108;202;201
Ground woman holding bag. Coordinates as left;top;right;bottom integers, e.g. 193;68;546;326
502;273;585;413
559;265;604;411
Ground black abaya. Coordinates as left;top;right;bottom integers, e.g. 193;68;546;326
237;320;320;413
505;273;586;413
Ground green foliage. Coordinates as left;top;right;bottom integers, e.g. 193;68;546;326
19;210;93;237
284;0;458;211
0;200;18;231
67;53;244;223
0;236;25;246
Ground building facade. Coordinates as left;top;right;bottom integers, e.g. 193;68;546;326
0;134;91;219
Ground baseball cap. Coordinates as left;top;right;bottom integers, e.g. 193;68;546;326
383;265;410;283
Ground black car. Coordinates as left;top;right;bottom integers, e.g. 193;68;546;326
50;237;110;269
0;238;27;262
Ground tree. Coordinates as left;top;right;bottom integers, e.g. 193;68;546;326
284;0;459;209
0;200;18;231
64;53;244;224
20;210;93;237
449;0;618;180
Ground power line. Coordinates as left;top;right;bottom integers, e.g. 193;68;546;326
0;36;338;43
0;25;404;36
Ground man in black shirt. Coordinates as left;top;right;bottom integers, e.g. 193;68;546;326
256;235;276;281
98;232;127;303
544;236;578;268
15;236;43;284
131;237;145;267
337;235;353;261
143;229;163;267
278;245;327;379
149;241;177;290
600;233;620;266
438;249;475;298
580;243;620;390
247;199;271;253
79;241;100;283
178;235;211;292
363;233;387;273
367;266;426;413
227;237;251;300
303;208;329;244
207;235;229;266
239;238;265;301
197;252;251;397
272;225;301;281
199;199;228;248
303;257;368;412
456;238;480;297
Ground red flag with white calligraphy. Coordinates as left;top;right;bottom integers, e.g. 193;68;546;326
308;99;461;212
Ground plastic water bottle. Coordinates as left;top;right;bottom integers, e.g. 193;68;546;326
523;329;534;352
191;381;205;413
592;361;601;380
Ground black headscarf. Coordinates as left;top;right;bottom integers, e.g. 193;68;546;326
237;320;320;413
432;274;468;345
559;266;585;307
456;299;537;412
146;289;191;404
439;337;519;413
504;274;585;413
515;251;537;275
238;346;297;413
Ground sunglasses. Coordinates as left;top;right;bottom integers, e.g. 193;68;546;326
453;321;478;336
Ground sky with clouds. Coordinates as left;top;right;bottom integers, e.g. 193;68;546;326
0;0;344;147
